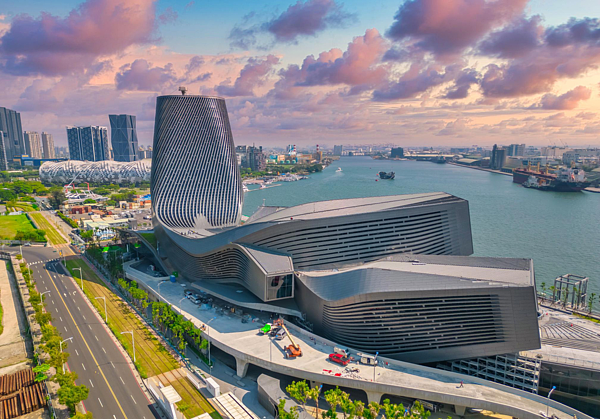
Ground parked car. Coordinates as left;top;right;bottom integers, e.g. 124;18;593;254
268;326;281;337
329;353;350;366
258;323;272;335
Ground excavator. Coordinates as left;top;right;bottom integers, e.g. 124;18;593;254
274;318;302;358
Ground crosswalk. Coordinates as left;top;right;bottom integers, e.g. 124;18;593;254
28;258;62;265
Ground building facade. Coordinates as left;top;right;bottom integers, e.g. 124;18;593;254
391;147;404;158
41;132;55;159
66;126;110;161
151;95;242;230
507;144;526;157
109;114;139;162
490;144;506;170
0;107;25;161
333;145;343;156
0;131;7;170
40;159;150;184
24;131;42;158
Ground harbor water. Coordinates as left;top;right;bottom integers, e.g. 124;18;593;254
242;156;600;294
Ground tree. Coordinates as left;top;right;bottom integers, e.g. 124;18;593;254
381;399;404;419
588;293;596;314
80;229;94;242
540;282;546;297
48;189;66;209
549;285;556;302
0;189;16;203
362;402;380;419
278;400;300;419
72;412;93;419
287;380;311;413
307;385;322;419
83;198;96;204
58;382;89;413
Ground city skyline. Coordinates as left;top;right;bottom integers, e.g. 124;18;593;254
1;0;600;147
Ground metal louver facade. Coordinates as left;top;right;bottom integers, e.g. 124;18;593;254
109;114;139;162
151;95;243;230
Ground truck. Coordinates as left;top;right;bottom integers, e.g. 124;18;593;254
274;318;302;358
356;352;378;366
258;323;272;335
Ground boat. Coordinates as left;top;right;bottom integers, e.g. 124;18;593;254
242;184;249;192
378;171;395;180
260;184;267;189
434;156;446;164
513;164;591;192
336;167;342;172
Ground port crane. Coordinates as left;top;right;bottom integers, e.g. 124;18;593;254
274;318;302;358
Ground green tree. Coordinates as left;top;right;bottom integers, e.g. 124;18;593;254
83;198;96;204
72;412;93;419
58;382;89;413
48;189;66;209
0;189;16;203
307;385;322;419
80;229;94;242
287;380;311;413
588;293;596;314
540;282;546;297
278;400;300;419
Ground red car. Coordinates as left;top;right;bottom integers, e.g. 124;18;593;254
329;353;350;366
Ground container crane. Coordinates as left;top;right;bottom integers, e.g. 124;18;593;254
274;318;302;358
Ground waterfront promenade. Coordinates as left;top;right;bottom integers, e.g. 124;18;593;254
126;263;590;419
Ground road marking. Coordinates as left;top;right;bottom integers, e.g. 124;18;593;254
77;306;80;311
83;315;86;320
82;363;86;371
130;395;137;404
64;326;67;332
95;335;98;341
89;379;94;388
75;349;79;356
88;325;92;330
102;347;106;354
98;398;103;408
60;316;63;322
119;376;125;385
43;268;128;419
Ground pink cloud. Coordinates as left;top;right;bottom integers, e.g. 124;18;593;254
0;0;158;76
386;0;528;58
115;59;176;91
478;15;543;58
536;86;592;110
216;55;279;97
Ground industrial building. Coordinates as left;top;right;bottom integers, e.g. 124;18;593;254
147;93;541;363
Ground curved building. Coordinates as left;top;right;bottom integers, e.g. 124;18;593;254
40;159;151;184
151;95;242;230
145;94;540;363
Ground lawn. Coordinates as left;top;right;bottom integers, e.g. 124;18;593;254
0;214;36;240
140;232;157;249
172;376;220;419
29;213;66;245
65;258;180;377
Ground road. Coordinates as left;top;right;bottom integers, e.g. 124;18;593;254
23;246;158;419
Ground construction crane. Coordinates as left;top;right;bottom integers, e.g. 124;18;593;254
274;318;302;358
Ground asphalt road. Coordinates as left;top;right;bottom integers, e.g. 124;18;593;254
23;246;158;419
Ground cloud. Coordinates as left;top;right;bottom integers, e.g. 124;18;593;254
115;59;176;91
158;7;178;25
0;0;158;76
535;86;592;110
229;0;355;49
444;68;479;99
545;17;600;47
372;63;460;101
386;0;527;58
478;15;543;58
216;55;279;96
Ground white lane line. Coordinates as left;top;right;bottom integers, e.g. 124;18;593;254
119;376;124;385
81;363;86;371
111;361;115;369
89;379;94;388
88;325;91;330
130;394;137;404
64;326;67;332
98;398;103;408
77;306;80;311
83;315;86;320
75;349;79;356
59;316;63;322
102;347;106;354
94;335;98;341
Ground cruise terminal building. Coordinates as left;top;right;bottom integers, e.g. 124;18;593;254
145;93;540;364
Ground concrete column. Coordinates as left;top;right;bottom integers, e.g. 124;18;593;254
365;390;383;405
454;405;466;416
309;381;322;389
235;358;249;378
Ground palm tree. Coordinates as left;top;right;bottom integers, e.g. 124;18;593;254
588;293;596;314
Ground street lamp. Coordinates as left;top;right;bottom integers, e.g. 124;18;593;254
60;337;73;374
178;296;186;313
157;280;168;298
547;386;556;417
74;267;83;290
95;296;107;323
121;331;135;363
206;316;217;376
41;291;50;302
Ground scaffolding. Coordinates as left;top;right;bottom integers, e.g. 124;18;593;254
438;353;541;393
552;274;588;309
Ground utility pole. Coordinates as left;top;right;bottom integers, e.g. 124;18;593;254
74;267;83;290
95;296;107;323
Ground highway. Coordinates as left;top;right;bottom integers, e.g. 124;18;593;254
23;246;158;419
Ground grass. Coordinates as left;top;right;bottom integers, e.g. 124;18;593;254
140;232;157;249
65;258;180;377
0;214;36;240
29;213;67;245
6;203;36;213
574;313;600;324
172;377;220;419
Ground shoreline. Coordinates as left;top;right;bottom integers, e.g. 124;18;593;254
446;161;512;177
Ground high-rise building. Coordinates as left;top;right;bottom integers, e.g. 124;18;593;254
151;94;242;230
333;145;343;156
54;146;69;158
24;131;42;158
246;146;266;171
66;126;110;161
0;107;25;161
41;132;55;159
390;147;404;158
490;144;507;170
145;146;153;159
507;144;526;157
0;131;7;170
109;114;139;162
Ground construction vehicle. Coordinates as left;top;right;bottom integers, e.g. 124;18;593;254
357;352;378;365
258;323;272;335
274;318;302;358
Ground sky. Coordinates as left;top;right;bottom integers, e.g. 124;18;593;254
1;0;600;148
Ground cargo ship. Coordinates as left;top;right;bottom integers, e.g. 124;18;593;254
513;164;591;192
378;171;395;179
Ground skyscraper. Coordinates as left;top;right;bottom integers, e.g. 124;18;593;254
491;144;507;170
507;143;526;157
151;94;242;230
0;107;25;161
66;126;110;161
0;131;8;170
41;132;55;158
24;131;42;158
333;145;343;156
109;114;139;162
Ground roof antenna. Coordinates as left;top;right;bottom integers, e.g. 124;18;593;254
178;86;187;95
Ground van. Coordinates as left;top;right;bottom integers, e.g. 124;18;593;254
334;347;350;357
356;352;378;366
189;296;201;304
275;328;287;340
